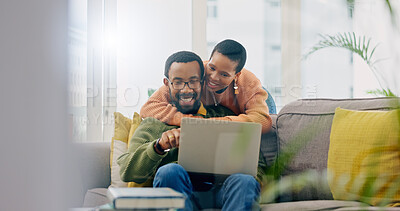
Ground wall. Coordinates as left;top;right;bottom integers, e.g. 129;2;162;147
0;0;76;210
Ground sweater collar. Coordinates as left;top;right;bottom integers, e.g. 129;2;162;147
197;102;207;116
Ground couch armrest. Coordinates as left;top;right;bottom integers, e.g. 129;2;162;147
72;142;111;206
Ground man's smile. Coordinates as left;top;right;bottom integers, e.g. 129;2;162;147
177;93;196;106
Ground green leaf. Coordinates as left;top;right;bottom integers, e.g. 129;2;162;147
147;88;157;98
367;88;397;97
303;32;380;68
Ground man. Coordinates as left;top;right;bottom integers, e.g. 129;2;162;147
118;51;266;211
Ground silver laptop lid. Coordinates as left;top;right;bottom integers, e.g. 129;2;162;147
178;118;262;177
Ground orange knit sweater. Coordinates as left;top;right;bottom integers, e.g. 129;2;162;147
140;64;272;133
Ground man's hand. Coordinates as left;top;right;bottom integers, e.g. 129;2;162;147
154;128;181;154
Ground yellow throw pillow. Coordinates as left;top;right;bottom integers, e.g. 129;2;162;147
126;112;153;187
113;112;133;142
110;112;142;188
328;107;400;206
128;112;141;148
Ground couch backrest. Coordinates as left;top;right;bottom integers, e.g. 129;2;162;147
275;97;399;201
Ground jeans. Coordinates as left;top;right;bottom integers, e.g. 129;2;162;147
153;163;261;211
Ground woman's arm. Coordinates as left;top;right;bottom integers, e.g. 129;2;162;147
228;86;272;133
209;69;272;133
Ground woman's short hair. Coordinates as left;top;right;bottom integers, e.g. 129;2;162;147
210;39;247;73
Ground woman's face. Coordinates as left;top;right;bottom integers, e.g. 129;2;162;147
205;52;239;92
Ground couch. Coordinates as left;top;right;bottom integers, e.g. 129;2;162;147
75;97;400;210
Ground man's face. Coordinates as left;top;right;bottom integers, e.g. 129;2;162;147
164;61;202;114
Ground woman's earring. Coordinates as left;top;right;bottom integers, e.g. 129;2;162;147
234;79;239;95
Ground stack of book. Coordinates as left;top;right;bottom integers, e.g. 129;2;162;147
96;187;185;210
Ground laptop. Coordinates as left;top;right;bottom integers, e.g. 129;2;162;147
177;117;262;178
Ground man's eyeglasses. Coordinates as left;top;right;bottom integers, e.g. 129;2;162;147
166;78;202;90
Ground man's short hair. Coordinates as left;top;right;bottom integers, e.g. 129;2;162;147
210;39;247;73
164;51;204;80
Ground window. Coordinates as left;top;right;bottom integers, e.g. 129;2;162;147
207;0;283;108
68;0;87;142
69;0;400;142
300;0;353;99
68;0;194;142
206;0;400;110
207;0;218;19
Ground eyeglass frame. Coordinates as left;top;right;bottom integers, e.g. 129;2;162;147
166;77;203;90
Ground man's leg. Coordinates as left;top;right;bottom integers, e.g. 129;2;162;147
153;163;194;211
216;173;261;211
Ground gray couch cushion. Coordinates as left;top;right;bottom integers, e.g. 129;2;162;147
275;97;399;201
261;200;370;211
334;207;400;210
83;188;109;208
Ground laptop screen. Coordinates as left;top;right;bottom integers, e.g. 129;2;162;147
177;118;262;177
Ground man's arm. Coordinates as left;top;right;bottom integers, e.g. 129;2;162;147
117;118;178;183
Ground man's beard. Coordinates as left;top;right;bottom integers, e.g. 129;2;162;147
170;91;201;114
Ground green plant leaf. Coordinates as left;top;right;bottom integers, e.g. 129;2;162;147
385;0;398;28
303;32;379;68
147;88;157;98
303;32;393;93
367;88;397;97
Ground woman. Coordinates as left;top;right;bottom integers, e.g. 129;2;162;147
140;39;272;133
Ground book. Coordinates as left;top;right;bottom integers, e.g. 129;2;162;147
107;187;185;210
95;202;173;211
